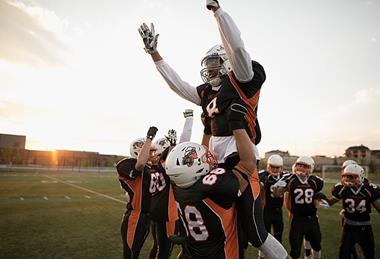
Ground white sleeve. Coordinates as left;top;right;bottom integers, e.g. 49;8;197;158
155;60;201;105
214;8;254;82
179;116;193;143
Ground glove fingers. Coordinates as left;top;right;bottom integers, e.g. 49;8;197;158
150;23;155;36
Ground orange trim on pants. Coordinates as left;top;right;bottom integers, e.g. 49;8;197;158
127;210;141;248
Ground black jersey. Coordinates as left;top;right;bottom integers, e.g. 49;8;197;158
284;174;324;217
116;158;151;213
173;167;242;259
197;60;265;144
149;164;177;222
259;171;285;208
332;182;380;222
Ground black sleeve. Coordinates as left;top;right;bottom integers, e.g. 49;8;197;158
116;157;139;180
368;183;380;202
331;183;343;199
201;112;212;135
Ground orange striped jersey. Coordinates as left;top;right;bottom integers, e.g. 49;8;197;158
116;158;151;213
149;164;178;222
197;60;265;144
173;167;241;259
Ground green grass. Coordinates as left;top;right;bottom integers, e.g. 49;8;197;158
1;171;379;258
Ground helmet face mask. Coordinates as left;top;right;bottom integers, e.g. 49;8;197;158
341;164;364;187
267;154;283;176
293;156;314;180
200;44;232;87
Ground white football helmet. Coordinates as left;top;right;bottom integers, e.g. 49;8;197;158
165;142;217;188
200;44;232;87
129;137;145;158
341;160;357;170
154;137;170;156
341;164;364;187
293;156;314;178
267;154;283;175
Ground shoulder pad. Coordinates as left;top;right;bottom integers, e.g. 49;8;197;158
116;157;137;178
334;182;343;187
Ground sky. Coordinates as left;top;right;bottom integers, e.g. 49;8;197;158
0;0;379;158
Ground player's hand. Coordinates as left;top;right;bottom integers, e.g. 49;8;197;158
227;99;248;130
273;180;287;188
206;0;220;11
138;22;159;54
146;126;158;140
183;109;193;118
319;199;330;209
165;129;177;146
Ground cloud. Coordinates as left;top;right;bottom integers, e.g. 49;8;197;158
354;86;380;104
0;0;71;67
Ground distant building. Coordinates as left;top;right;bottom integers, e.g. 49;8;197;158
345;144;371;165
264;150;290;159
0;133;26;149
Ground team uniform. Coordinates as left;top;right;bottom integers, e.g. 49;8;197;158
154;8;268;250
148;164;178;259
173;167;245;259
332;181;380;259
117;158;151;259
283;173;324;259
259;171;286;243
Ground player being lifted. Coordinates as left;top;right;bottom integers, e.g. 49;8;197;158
273;156;325;259
138;1;287;257
324;164;380;259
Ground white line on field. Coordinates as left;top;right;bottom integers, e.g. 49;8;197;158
64;195;71;200
44;175;127;204
43;196;48;200
20;197;24;200
85;195;91;199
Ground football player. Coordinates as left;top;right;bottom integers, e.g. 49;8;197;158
273;156;324;259
258;154;286;258
165;101;288;259
116;126;159;259
149;110;194;259
325;164;380;259
138;1;287;256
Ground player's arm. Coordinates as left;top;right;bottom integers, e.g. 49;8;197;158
138;23;201;105
200;112;211;147
179;109;194;143
372;198;380;214
228;99;255;172
135;126;158;171
206;0;253;82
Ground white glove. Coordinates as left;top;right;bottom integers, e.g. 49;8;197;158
319;199;330;209
206;0;219;10
183;109;193;118
138;22;159;54
273;180;287;188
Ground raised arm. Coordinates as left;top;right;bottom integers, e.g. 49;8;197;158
206;1;253;82
135;126;158;172
179;109;194;143
138;23;201;105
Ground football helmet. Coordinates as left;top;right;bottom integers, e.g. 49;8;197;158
129;137;145;158
200;44;232;87
267;154;283;176
293;156;314;178
341;164;364;187
165;142;217;188
341;160;357;170
154;137;170;156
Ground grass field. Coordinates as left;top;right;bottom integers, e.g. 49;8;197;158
1;170;379;258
